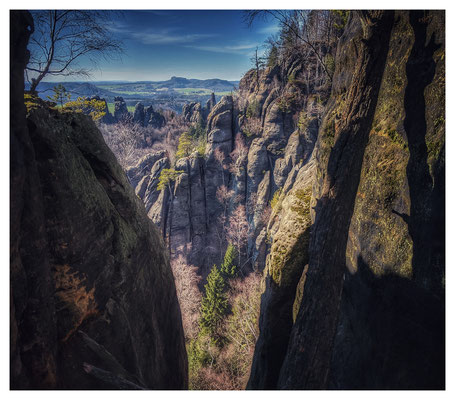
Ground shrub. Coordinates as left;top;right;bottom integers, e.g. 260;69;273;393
99;121;145;169
325;54;335;78
195;134;207;158
270;187;283;210
157;168;184;191
246;99;260;119
188;272;262;390
277;93;296;113
176;131;193;159
267;45;279;68
242;116;262;137
62;96;106;121
24;93;40;112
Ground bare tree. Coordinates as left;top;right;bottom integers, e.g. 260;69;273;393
242;115;262;137
226;205;250;268
229;134;249;176
27;10;123;93
245;10;341;82
170;255;202;340
250;46;266;89
100;121;144;169
217;185;234;216
213;147;228;185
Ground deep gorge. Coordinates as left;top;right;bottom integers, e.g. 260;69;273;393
10;9;445;390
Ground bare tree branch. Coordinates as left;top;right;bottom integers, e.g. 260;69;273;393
27;10;123;93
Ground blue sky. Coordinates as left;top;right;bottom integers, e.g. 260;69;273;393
42;10;280;82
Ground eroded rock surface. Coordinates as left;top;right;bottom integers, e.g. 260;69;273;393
248;10;445;390
10;11;187;390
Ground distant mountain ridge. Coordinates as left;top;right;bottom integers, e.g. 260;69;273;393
25;81;118;98
25;77;239;113
27;76;239;94
153;76;238;90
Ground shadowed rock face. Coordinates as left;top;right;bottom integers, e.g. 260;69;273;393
248;10;445;390
133;102;145;126
114;96;129;121
248;159;315;390
10;11;187;390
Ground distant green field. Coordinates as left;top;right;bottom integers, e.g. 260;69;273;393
113;90;152;96
174;87;212;95
97;83;233;98
174;88;233;96
214;91;233;96
97;85;152;96
107;103;135;114
97;84;136;91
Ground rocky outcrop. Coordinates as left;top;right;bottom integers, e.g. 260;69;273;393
126;150;168;190
205;92;216;116
114;96;129;121
277;10;396;389
248;158;315;389
144;105;154;125
133;102;145;126
249;10;445;390
138;157;170;212
148;109;166;129
183;95;216;124
121;10;444;390
182;102;202;123
10;11;187;390
327;10;445;389
132;50;324;274
143;104;165;128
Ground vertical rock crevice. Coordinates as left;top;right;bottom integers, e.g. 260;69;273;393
276;11;395;390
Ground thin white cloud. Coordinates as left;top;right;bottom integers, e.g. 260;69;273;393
133;31;217;45
257;24;281;35
106;21;131;34
225;44;258;51
107;21;218;45
187;42;260;54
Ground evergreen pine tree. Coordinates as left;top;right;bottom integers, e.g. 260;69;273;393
220;244;238;278
267;45;279;68
200;265;228;337
176;131;193;159
47;84;71;107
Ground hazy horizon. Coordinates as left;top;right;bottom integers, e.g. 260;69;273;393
29;76;241;85
31;10;279;83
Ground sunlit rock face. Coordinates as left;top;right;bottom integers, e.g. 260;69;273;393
92;8;445;391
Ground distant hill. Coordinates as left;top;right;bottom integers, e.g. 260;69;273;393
27;77;238;98
25;81;118;100
25;77;240;114
153;76;237;91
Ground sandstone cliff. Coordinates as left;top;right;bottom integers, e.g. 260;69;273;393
248;10;445;390
37;9;445;391
129;55;321;274
10;11;187;389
